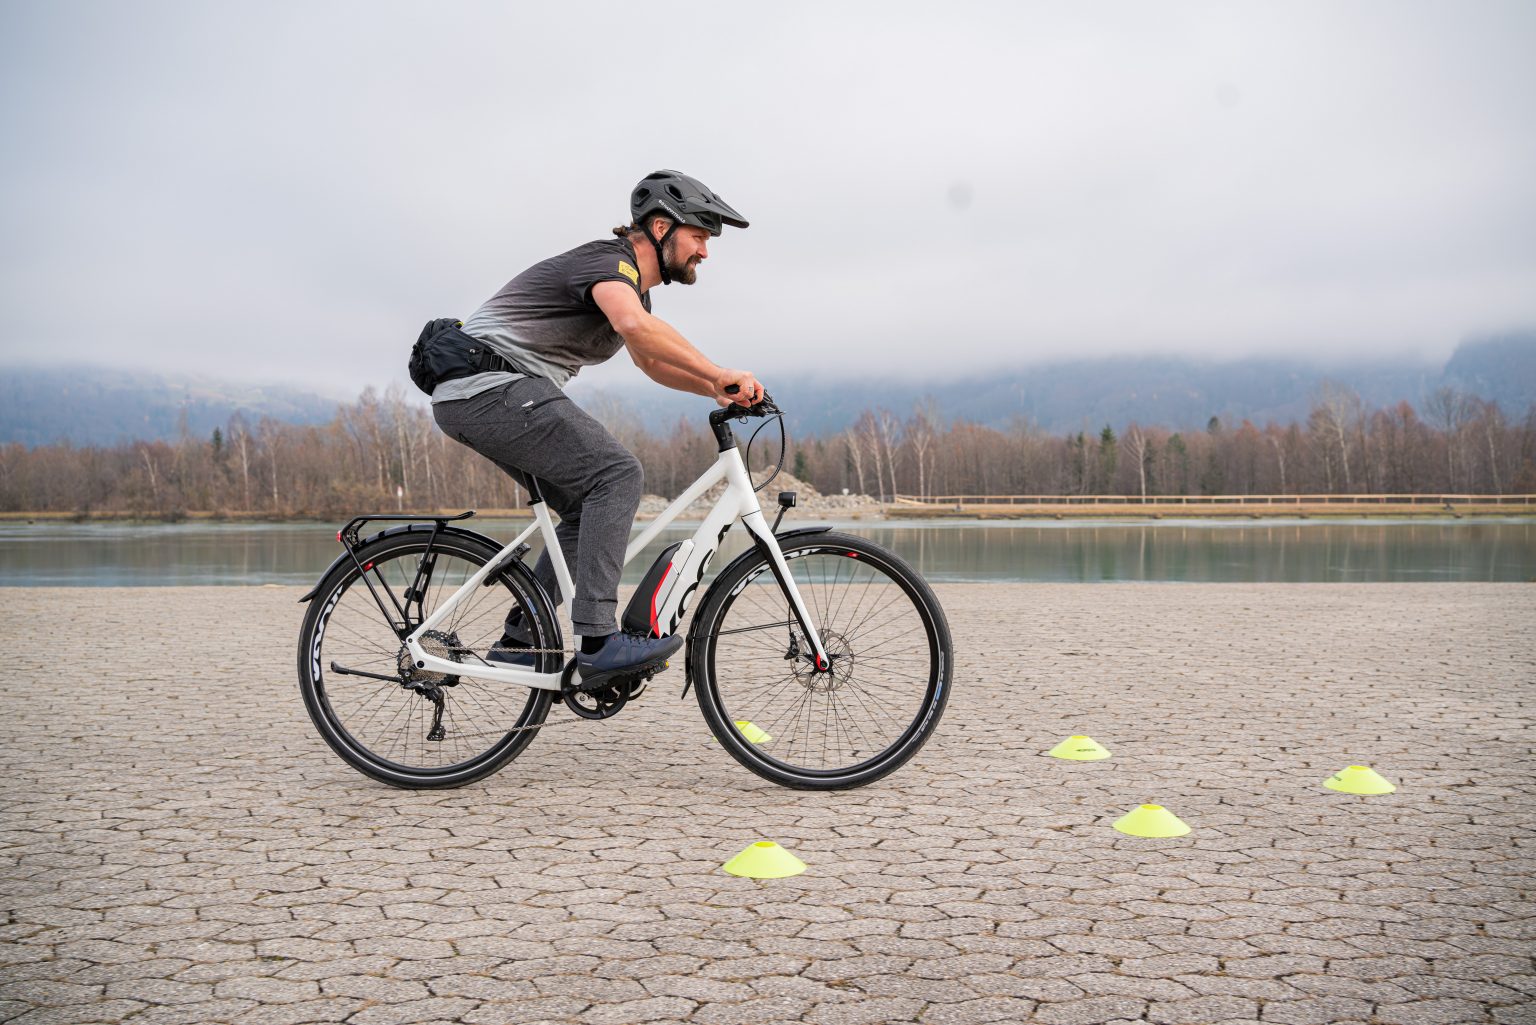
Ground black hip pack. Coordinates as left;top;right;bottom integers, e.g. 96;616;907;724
408;318;518;395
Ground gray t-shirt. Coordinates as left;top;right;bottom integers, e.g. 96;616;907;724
431;237;651;404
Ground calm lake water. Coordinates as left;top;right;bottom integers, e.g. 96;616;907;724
1;518;1532;585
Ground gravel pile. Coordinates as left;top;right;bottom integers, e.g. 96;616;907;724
637;470;882;519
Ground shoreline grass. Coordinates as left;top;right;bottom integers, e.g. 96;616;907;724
3;504;1533;525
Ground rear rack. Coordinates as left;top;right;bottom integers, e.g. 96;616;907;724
333;511;476;633
338;510;474;549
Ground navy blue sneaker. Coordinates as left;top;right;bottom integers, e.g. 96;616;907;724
575;631;683;692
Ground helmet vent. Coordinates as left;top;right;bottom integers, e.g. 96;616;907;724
666;185;685;200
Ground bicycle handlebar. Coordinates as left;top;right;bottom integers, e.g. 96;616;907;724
710;387;779;425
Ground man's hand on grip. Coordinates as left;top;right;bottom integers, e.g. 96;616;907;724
714;369;763;408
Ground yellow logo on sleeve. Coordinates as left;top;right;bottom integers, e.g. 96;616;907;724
617;261;639;285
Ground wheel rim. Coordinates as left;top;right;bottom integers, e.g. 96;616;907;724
705;544;942;777
309;541;546;776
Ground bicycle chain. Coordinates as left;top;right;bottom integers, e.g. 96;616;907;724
422;643;648;740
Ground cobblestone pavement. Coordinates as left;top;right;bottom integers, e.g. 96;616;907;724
2;583;1533;1025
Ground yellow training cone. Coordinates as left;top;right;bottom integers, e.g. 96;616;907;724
1047;735;1111;761
710;721;772;745
1323;765;1396;795
722;841;806;879
735;721;772;744
1112;804;1191;838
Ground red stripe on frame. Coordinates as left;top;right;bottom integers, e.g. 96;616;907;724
649;565;675;636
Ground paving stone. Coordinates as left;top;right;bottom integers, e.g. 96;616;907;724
0;981;103;1005
639;975;754;1002
1033;996;1150;1025
228;998;369;1025
93;999;253;1025
919;996;1038;1024
210;977;322;1005
458;997;591;1025
345;996;482;1025
690;997;816;1024
101;978;213;1004
803;997;928;1025
1374;999;1504;1025
1493;1006;1536;1025
577;995;697;1024
1259;997;1375;1024
1147;995;1261;1023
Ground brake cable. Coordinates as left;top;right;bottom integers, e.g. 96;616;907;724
740;399;787;493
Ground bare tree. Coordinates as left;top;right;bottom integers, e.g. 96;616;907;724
844;428;868;497
1265;424;1288;493
1424;386;1475;490
874;408;902;500
854;412;886;500
1475;399;1507;493
905;398;940;498
138;444;160;508
257;417;282;511
1123;424;1151;497
1311;382;1363;492
228;414;252;510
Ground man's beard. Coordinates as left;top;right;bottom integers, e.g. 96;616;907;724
662;236;699;285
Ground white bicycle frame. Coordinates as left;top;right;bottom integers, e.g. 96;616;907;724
402;441;829;691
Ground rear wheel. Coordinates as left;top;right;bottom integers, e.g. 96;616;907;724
690;531;952;790
297;530;559;788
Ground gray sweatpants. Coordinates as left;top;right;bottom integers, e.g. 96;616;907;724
432;376;642;637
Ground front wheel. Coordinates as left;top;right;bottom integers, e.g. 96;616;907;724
690;531;952;790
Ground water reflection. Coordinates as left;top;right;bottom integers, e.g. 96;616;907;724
0;518;1531;586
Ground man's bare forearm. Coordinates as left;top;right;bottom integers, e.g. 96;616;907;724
625;314;721;380
638;356;716;398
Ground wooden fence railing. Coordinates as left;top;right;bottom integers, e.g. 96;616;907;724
891;493;1536;507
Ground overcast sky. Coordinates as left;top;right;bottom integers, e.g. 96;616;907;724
1;0;1533;399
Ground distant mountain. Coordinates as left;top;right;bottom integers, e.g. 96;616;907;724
1440;333;1536;417
577;333;1535;436
0;366;342;447
5;332;1532;447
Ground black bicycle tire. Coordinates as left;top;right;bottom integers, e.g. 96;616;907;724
296;531;559;789
690;531;952;790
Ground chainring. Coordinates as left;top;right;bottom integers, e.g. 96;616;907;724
560;659;653;720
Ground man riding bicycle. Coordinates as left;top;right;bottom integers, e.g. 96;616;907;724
429;170;763;690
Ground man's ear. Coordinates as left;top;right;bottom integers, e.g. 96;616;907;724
649;215;673;239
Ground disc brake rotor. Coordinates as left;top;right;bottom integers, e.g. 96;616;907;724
789;629;853;692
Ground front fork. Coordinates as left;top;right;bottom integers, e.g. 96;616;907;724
740;511;832;673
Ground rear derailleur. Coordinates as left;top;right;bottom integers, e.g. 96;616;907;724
397;628;463;742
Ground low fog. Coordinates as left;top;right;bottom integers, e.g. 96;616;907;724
1;1;1533;397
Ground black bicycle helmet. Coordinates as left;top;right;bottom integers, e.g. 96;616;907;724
630;170;748;284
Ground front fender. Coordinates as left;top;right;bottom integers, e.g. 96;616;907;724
681;525;832;696
297;523;510;602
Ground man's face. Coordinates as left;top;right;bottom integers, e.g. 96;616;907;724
661;225;711;285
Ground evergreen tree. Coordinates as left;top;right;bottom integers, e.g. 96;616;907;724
1098;425;1117;491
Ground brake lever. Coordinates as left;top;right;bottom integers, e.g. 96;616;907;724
724;387;778;419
